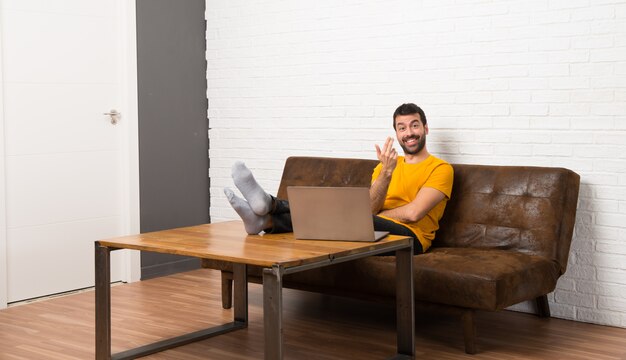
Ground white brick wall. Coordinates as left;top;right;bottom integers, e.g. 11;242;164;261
206;0;626;328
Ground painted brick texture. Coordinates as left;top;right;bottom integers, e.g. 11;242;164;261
206;0;626;328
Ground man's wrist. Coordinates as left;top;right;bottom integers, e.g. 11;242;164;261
381;168;394;178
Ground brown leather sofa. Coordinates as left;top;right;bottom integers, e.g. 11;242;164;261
203;156;580;354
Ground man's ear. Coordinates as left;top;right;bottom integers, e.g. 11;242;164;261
424;124;429;135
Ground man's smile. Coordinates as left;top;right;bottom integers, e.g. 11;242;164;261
403;136;419;146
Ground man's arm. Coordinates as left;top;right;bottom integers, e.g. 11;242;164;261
378;186;446;223
370;137;397;214
370;171;392;214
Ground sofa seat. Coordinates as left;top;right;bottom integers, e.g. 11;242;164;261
267;247;558;310
206;247;560;313
412;248;561;310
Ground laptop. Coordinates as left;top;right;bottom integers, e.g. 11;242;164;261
287;186;389;242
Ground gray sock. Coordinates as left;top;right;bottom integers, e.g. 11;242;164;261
231;161;272;216
224;188;269;234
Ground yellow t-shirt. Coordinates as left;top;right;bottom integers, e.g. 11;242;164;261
371;155;453;251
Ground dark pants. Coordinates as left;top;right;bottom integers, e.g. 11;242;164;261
265;197;424;254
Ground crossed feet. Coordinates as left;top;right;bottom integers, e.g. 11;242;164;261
224;161;273;234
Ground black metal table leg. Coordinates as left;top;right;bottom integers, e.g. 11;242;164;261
263;265;284;360
95;242;112;360
395;244;415;358
233;263;248;324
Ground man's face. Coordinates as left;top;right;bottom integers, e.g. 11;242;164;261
394;113;428;155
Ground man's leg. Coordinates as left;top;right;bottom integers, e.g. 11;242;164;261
373;216;424;254
265;212;293;233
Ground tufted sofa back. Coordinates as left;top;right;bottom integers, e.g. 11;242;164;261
276;156;379;200
276;157;580;274
435;164;580;275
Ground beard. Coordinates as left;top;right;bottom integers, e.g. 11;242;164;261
400;135;426;155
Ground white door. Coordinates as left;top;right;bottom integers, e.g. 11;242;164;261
0;0;140;304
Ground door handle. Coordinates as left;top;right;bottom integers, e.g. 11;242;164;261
103;109;121;125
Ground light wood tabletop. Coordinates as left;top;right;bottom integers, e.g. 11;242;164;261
96;220;413;268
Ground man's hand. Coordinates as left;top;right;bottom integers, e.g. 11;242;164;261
371;137;397;214
375;137;398;176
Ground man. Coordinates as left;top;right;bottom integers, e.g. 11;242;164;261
224;103;453;253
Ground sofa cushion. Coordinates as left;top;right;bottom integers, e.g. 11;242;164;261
411;248;561;310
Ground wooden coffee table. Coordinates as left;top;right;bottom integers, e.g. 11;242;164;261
95;220;415;359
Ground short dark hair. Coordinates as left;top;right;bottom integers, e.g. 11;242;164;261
393;103;427;129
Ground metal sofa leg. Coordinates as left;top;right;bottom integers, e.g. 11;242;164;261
536;294;551;318
221;271;233;309
462;309;477;354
